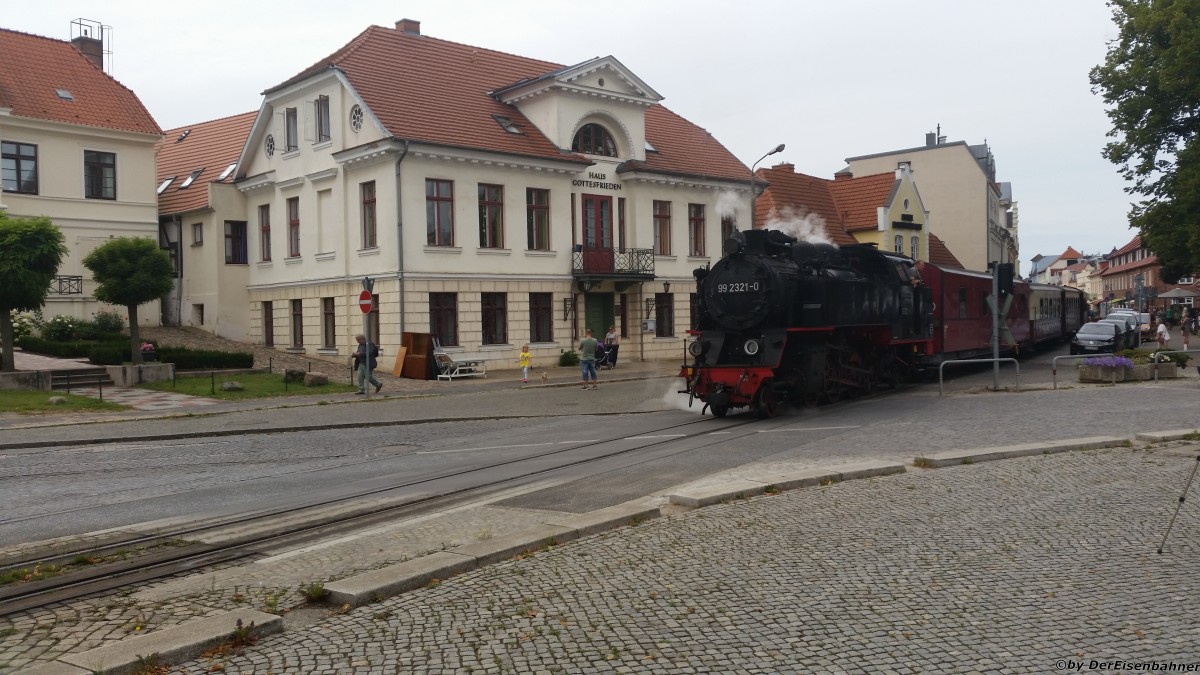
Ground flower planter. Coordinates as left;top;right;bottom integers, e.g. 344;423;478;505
1131;362;1177;380
1079;365;1126;383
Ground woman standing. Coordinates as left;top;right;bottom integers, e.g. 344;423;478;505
604;326;620;369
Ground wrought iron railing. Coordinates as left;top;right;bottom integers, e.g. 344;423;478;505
571;247;655;277
49;275;84;295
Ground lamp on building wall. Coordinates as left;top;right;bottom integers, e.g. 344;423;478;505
663;281;671;294
749;143;785;231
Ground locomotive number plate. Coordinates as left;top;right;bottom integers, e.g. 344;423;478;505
716;281;761;294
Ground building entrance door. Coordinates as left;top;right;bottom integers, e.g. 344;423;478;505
584;293;615;339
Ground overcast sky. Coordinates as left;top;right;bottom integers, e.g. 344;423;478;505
11;1;1132;270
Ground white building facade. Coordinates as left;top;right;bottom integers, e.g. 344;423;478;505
230;21;752;373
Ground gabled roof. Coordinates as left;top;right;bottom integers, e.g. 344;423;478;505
927;233;964;269
0;28;160;136
1099;254;1159;276
157;112;257;216
753;164;857;246
260;24;748;182
1111;235;1143;258
1029;255;1058;275
828;172;898;232
1058;246;1082;260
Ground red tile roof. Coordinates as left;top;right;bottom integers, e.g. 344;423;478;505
1111;234;1143;257
157;112;257;216
828;172;897;232
927;233;964;269
754;164;857;246
1058;246;1082;260
0;28;160;135
269;25;749;182
1099;255;1159;276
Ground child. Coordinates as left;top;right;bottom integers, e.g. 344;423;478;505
518;344;532;383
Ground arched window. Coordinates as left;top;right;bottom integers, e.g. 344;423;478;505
572;123;617;157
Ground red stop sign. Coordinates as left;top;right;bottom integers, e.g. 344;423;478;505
358;290;373;313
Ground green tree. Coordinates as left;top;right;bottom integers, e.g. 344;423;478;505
82;237;174;365
0;215;68;372
1090;0;1200;282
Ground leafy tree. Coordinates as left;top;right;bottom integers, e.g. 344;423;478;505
82;237;174;365
1090;0;1200;282
0;215;67;372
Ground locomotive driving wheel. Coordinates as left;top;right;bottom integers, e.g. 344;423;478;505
710;404;729;418
753;380;779;419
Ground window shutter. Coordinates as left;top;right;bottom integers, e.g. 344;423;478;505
303;101;315;142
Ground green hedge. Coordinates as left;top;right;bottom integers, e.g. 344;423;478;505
157;347;254;369
17;335;129;358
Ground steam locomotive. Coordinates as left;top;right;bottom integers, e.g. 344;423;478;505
679;228;1086;417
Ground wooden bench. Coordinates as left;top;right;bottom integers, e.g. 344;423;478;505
434;352;487;380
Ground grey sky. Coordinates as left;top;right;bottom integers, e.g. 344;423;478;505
11;0;1130;269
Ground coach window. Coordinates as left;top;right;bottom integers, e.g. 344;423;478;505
958;288;968;319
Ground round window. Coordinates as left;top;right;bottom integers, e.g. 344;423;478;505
264;134;275;158
350;105;364;133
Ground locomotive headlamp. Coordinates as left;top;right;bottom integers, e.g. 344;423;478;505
743;339;760;356
688;340;705;357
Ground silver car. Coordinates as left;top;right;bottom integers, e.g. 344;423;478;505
1097;316;1138;349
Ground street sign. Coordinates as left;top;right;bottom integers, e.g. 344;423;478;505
358;290;373;314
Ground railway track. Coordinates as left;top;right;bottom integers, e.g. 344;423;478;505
1;413;772;617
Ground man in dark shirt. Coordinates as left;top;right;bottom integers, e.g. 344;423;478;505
578;328;599;389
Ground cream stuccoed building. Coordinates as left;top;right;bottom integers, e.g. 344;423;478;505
229;19;752;373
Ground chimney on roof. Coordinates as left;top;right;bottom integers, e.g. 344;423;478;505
772;162;794;172
395;18;421;35
925;132;936;147
69;17;108;71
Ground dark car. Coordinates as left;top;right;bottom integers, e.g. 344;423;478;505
1071;321;1122;355
1097;316;1138;349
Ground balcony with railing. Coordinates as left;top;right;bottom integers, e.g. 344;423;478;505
571;246;655;283
49;276;84;295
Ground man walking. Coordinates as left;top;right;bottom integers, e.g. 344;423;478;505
353;333;382;395
579;328;599;390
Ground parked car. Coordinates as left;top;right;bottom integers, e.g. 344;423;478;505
1107;310;1152;341
1071;321;1123;355
1097;316;1139;349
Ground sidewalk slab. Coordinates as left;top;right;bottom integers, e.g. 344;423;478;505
451;524;577;566
546;501;661;537
915;435;1128;468
25;609;282;675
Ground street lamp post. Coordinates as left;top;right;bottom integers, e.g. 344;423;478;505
748;143;785;231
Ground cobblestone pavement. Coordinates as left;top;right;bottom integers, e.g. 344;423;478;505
148;447;1197;674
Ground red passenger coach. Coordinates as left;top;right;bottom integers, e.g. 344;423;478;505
917;261;1087;364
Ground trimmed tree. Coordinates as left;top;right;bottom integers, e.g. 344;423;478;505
82;237;174;365
1089;0;1200;281
0;214;68;372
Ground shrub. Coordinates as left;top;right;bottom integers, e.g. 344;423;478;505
157;347;254;369
87;342;129;365
18;335;125;358
42;315;80;341
559;349;579;367
9;309;43;341
91;309;126;334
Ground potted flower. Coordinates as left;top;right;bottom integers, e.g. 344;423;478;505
1078;355;1133;383
140;342;157;362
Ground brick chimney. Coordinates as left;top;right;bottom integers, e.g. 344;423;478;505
395;18;421;35
72;34;104;70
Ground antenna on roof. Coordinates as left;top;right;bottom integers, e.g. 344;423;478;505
70;18;112;72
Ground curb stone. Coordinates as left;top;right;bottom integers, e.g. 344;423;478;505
913;435;1129;468
667;460;907;508
15;609;281;675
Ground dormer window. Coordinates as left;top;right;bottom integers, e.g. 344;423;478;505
216;163;236;182
156;177;176;194
179;168;204;189
572;123;617;157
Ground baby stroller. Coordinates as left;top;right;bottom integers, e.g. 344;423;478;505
594;342;615;370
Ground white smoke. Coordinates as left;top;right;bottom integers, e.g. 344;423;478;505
715;190;744;223
763;206;837;247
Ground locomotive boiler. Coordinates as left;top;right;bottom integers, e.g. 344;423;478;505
680;228;934;417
